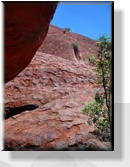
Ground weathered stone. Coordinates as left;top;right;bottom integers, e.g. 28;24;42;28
5;108;96;150
4;25;111;151
39;25;98;61
5;2;57;82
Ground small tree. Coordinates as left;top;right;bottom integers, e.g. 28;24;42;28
83;35;112;133
95;35;112;122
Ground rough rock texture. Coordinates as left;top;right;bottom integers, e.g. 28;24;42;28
39;25;98;60
5;108;95;151
4;2;57;82
4;52;111;150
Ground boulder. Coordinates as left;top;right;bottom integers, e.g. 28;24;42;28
5;108;95;150
4;2;57;82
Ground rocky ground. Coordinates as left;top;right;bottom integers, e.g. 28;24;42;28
4;25;111;151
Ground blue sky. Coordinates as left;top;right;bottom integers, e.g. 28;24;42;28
51;1;112;40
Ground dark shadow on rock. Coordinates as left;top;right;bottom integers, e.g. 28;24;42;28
5;104;38;119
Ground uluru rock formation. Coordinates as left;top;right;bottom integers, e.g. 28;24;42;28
4;25;111;150
4;2;57;82
39;25;98;61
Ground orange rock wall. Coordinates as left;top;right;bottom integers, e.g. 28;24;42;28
4;2;57;82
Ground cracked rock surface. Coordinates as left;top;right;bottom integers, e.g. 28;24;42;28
4;25;111;151
5;52;111;150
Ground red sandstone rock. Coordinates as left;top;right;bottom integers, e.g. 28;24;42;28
4;52;110;150
4;2;57;82
39;25;98;60
4;25;111;150
5;52;96;112
5;108;95;150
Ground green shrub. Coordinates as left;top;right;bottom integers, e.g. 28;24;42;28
72;43;78;50
63;28;71;34
87;54;95;65
83;99;110;132
83;100;102;115
83;35;112;136
72;43;80;59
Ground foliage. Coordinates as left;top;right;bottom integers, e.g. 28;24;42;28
63;27;71;34
83;98;110;133
72;42;78;50
83;35;112;133
87;54;95;65
95;35;112;121
72;43;79;57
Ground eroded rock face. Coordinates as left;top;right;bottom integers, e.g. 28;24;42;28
5;108;96;150
4;52;111;150
39;25;98;60
4;2;57;82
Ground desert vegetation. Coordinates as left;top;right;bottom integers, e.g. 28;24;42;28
72;42;81;60
63;27;71;34
83;35;112;140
